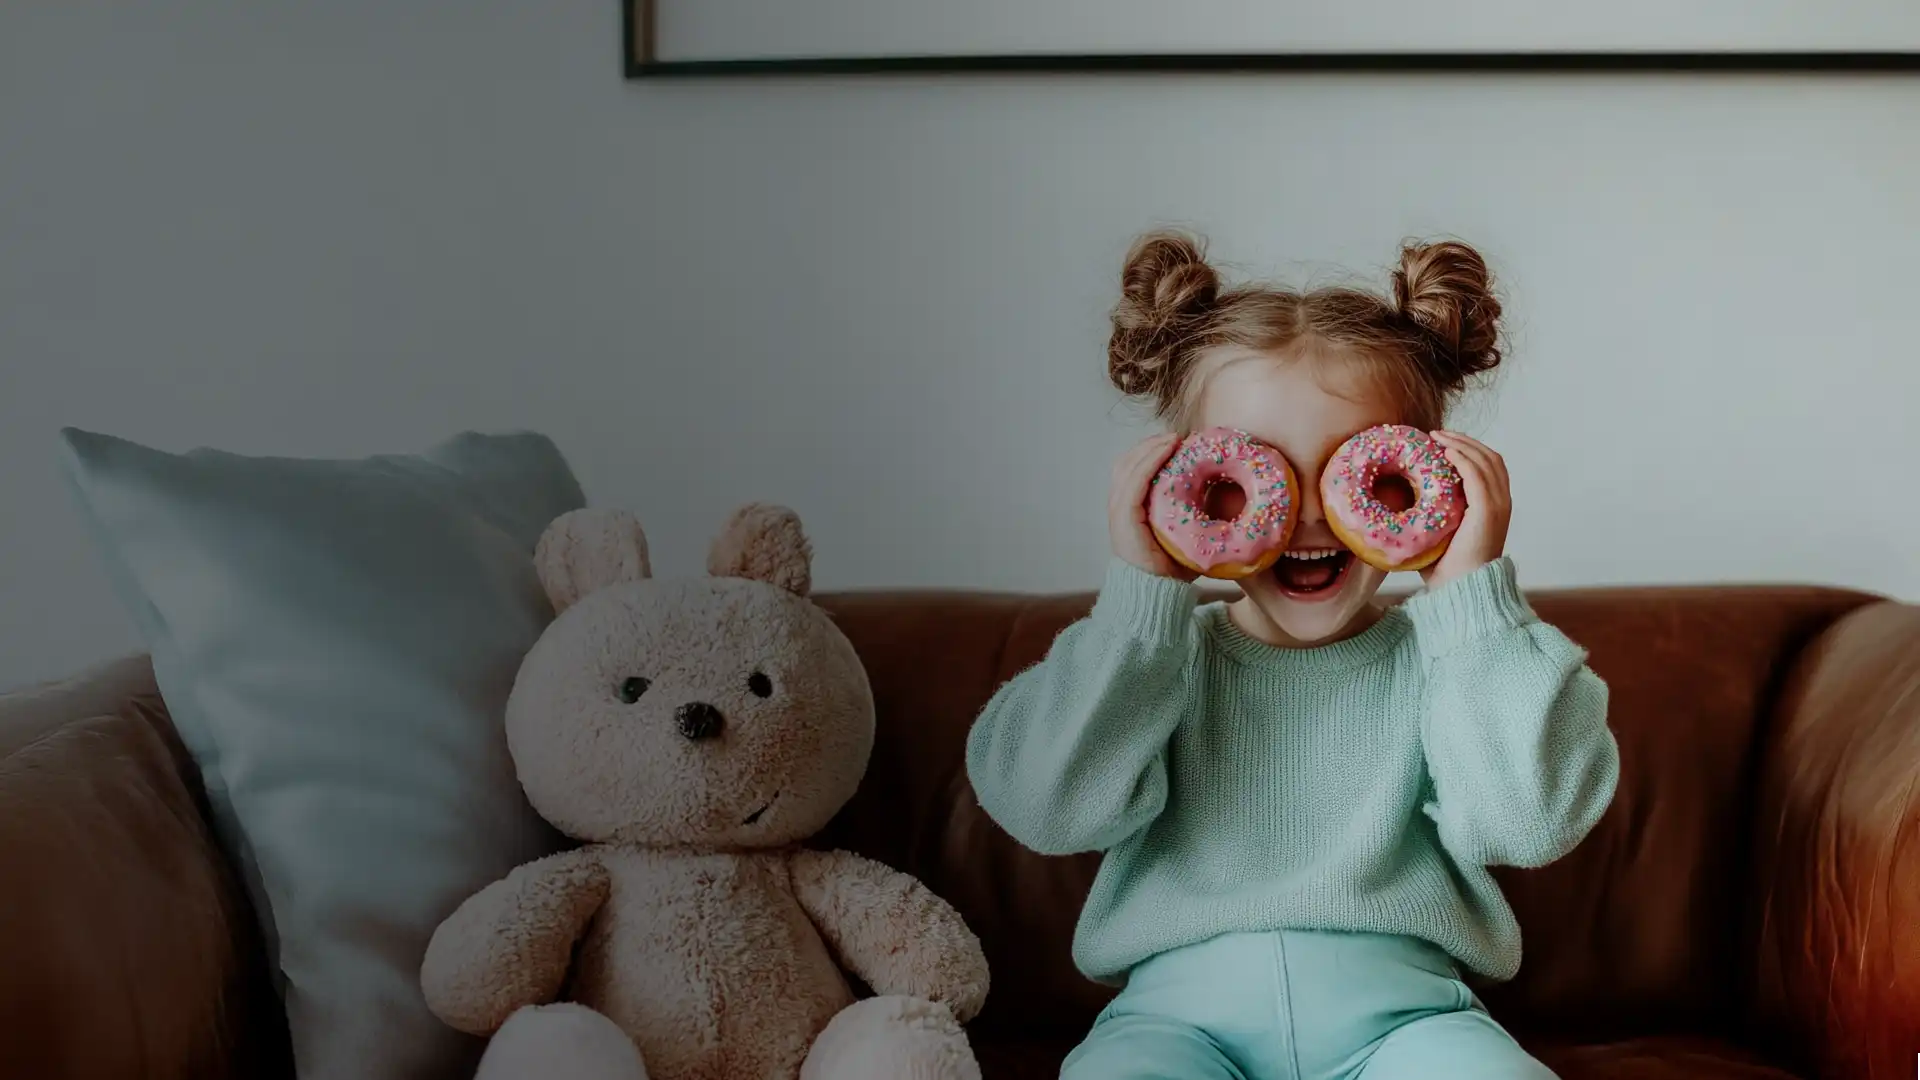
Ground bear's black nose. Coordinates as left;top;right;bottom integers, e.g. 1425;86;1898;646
675;701;724;741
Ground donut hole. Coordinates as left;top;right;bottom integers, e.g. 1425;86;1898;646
1199;479;1248;522
1370;473;1418;514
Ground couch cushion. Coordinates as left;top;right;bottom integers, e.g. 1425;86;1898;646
1532;1036;1805;1079
0;653;156;757
813;582;1875;1042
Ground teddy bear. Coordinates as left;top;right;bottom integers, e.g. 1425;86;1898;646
419;503;990;1080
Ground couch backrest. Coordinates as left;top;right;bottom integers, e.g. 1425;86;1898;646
812;584;1878;1043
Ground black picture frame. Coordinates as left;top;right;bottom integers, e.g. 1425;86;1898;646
623;0;1920;78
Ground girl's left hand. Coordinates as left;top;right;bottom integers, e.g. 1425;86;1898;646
1421;431;1512;591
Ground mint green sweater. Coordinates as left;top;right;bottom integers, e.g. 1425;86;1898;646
965;557;1618;985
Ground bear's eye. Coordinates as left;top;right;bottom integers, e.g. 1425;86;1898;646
616;676;650;704
747;671;773;699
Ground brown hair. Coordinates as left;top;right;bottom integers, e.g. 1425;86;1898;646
1107;230;1503;429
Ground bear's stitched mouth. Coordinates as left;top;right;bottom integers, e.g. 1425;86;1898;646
742;793;777;826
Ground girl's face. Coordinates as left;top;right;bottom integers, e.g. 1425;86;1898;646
1190;348;1403;647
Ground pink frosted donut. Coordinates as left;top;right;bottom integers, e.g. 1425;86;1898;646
1321;425;1465;573
1147;427;1299;580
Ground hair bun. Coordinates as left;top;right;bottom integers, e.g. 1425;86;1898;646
1391;240;1503;387
1108;231;1221;402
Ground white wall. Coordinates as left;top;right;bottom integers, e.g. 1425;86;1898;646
2;2;1917;691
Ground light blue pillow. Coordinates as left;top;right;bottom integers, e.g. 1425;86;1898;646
60;429;584;1080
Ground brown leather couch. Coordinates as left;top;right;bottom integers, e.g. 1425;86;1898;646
4;583;1918;1080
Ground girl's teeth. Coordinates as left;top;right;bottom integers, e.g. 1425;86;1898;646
1282;549;1340;560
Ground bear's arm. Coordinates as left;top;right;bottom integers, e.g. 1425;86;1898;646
419;847;610;1035
787;848;989;1023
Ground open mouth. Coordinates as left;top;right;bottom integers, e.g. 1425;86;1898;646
741;794;777;826
1272;547;1354;601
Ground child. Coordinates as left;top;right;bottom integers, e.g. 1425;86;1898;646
965;232;1618;1079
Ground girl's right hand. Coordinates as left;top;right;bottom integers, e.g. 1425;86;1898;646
1109;433;1197;582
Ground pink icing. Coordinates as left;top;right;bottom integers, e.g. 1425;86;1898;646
1147;427;1295;576
1320;425;1465;566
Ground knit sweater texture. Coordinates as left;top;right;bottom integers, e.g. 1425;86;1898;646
965;556;1619;985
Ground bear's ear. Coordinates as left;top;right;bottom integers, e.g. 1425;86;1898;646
707;503;811;596
535;508;652;614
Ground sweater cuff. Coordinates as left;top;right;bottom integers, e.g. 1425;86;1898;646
1402;556;1534;660
1090;558;1196;646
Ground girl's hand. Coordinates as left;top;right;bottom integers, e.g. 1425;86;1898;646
1110;433;1198;582
1422;431;1512;591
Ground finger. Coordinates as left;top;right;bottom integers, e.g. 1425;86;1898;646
1126;434;1181;494
1441;432;1510;496
1434;430;1493;453
1115;435;1180;518
1114;435;1167;488
1118;448;1159;512
1112;437;1153;485
1434;434;1502;496
1432;433;1488;474
1143;431;1182;468
1117;433;1173;479
1437;439;1491;511
1435;432;1508;491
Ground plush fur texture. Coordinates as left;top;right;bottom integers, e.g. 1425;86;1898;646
421;504;988;1079
536;508;652;615
476;1004;648;1080
705;503;811;598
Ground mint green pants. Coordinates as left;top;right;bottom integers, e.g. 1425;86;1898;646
1062;931;1555;1080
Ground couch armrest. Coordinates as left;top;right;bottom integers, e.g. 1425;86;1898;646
1750;600;1920;1080
0;656;290;1079
0;654;159;755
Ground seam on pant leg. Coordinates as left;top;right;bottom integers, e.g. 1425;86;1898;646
1442;955;1474;1014
1273;933;1303;1080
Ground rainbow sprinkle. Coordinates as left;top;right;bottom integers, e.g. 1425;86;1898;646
1149;428;1292;560
1323;425;1462;544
